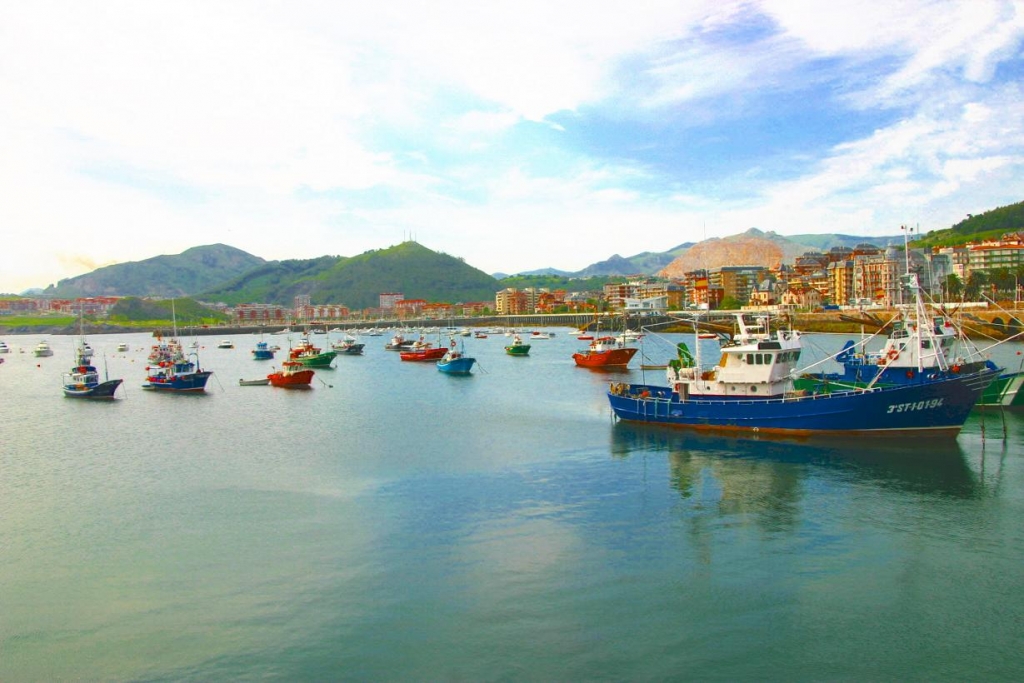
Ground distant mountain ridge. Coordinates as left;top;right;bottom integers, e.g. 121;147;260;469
44;244;266;298
202;241;499;309
28;227;969;303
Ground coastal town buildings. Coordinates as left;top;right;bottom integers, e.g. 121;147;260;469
8;233;1024;320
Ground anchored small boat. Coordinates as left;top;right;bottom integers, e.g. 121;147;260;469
33;340;53;357
251;339;275;360
239;377;270;386
267;360;314;388
437;339;476;375
504;334;531;356
289;337;336;367
573;336;637;368
400;342;447;362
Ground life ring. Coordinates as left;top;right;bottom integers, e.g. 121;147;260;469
905;370;914;379
951;365;961;374
887;349;899;361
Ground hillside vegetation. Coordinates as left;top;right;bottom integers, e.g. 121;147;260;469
107;297;229;325
203;241;500;308
43;244;266;298
912;200;1024;248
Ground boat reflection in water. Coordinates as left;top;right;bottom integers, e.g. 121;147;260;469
609;421;984;505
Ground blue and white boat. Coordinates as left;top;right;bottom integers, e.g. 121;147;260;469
607;275;1000;438
142;301;213;392
142;353;212;392
252;340;275;360
437;340;476;375
63;340;123;399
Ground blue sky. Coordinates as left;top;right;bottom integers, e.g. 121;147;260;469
2;0;1023;293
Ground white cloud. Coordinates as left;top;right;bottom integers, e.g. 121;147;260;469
1;1;1023;289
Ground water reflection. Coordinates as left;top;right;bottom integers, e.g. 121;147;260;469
610;421;982;501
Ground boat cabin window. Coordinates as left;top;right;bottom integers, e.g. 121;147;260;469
746;353;773;365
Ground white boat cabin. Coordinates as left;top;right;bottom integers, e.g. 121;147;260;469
667;313;802;400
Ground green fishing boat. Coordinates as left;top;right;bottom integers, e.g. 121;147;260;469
289;337;337;367
504;334;531;356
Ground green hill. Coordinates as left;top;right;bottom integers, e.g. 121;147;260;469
911;200;1024;248
107;297;229;325
202;241;500;309
44;244;266;298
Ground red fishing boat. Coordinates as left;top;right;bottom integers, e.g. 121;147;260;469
572;336;638;368
267;360;315;388
400;344;447;362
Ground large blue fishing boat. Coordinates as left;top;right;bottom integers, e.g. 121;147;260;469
794;306;1024;408
142;352;213;392
63;344;123;399
63;314;123;399
607;275;1000;438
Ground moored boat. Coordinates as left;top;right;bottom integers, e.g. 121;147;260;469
331;334;365;355
289;337;337;367
573;336;638;368
33;340;53;357
63;336;123;399
267;360;314;388
792;275;1014;410
63;362;123;399
978;370;1024;407
239;377;270;386
116;342;129;352
142;353;212;392
217;339;234;349
400;343;447;361
385;333;416;351
0;341;9;353
252;340;275;360
504;334;531;356
437;340;476;375
607;276;1000;438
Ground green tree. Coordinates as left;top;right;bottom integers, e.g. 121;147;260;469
943;273;963;301
719;296;742;310
965;271;988;299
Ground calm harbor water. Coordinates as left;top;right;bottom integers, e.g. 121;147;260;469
3;329;1024;681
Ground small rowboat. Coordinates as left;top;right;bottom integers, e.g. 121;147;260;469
239;378;270;386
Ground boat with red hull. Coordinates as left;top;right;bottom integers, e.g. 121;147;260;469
268;360;314;388
400;345;447;362
573;336;638;368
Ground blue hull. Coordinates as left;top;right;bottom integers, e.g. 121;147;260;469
608;367;998;437
142;371;213;392
805;359;993;388
252;350;275;360
437;357;476;375
63;379;123;399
